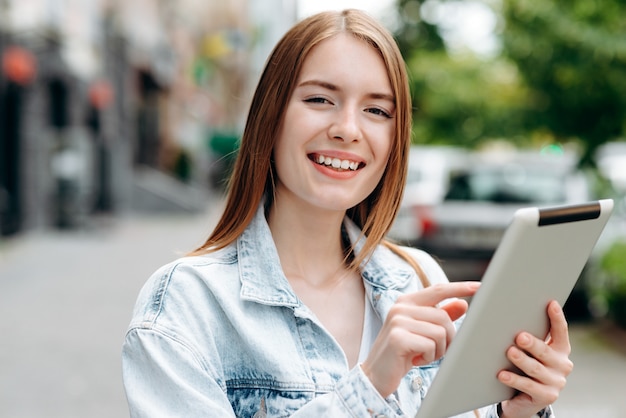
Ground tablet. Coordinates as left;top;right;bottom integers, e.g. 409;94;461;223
415;199;614;418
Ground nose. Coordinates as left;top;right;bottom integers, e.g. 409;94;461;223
328;105;361;142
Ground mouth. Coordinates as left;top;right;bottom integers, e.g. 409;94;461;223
309;153;364;172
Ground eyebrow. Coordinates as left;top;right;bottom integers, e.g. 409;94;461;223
298;79;395;103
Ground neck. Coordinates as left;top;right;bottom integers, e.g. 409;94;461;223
267;196;349;288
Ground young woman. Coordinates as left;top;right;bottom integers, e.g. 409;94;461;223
122;9;572;417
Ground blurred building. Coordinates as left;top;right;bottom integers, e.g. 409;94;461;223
0;0;297;236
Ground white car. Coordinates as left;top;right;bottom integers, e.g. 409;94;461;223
414;149;594;282
388;145;470;243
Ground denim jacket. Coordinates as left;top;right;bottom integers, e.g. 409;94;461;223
122;203;553;418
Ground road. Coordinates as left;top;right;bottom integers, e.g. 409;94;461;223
1;199;625;417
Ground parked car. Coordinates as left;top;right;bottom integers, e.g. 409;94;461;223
388;145;470;244
411;149;594;281
393;147;623;320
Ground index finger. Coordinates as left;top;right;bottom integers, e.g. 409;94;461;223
408;281;481;307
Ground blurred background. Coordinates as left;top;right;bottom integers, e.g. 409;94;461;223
1;0;625;416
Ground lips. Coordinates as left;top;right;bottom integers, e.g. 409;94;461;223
310;153;363;171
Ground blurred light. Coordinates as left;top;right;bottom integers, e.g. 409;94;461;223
540;144;565;156
203;33;232;59
421;0;501;58
296;0;394;19
2;46;37;85
88;80;114;110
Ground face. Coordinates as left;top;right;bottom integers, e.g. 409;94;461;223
273;33;396;214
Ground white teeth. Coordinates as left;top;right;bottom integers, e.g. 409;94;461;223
314;154;360;171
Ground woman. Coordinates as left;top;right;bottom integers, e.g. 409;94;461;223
122;9;572;417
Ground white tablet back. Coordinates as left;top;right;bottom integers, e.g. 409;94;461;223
415;199;613;418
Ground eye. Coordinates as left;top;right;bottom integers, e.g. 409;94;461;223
304;96;332;105
366;107;392;119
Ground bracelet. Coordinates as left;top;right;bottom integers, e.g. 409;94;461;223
497;402;549;418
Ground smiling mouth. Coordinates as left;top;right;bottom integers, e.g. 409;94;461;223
310;153;364;171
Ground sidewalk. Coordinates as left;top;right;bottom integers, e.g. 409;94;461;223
0;201;625;417
0;202;224;418
553;319;626;417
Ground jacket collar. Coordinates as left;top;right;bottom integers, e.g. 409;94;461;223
237;202;415;307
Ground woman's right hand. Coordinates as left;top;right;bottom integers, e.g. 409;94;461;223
360;281;480;398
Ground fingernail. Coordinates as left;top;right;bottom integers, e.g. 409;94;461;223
509;346;521;359
519;333;530;345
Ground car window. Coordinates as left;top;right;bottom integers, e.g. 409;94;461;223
445;164;566;204
406;168;423;185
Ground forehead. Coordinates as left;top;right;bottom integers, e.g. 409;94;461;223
297;33;393;93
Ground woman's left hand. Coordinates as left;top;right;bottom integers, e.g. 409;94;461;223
497;300;574;418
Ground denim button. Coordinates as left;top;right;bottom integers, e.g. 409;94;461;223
410;375;423;392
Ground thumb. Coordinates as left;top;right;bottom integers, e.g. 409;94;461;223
441;299;469;322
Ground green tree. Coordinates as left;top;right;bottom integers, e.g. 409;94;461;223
394;0;626;160
406;51;531;147
394;0;447;56
395;0;531;148
502;0;626;165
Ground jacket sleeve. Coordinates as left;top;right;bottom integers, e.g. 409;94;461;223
122;327;236;418
293;366;408;417
123;327;410;418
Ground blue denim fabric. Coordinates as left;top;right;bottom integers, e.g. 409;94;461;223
122;203;552;418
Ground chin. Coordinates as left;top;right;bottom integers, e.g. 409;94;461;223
309;194;368;213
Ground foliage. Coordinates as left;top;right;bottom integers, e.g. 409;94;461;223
599;240;626;328
501;0;626;165
393;0;626;161
394;0;447;57
406;52;530;147
601;240;626;294
395;0;533;148
173;149;192;183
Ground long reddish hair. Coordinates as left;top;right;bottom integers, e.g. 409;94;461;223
191;9;428;285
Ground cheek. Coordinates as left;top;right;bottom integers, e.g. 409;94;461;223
374;128;394;168
272;136;290;180
370;131;395;187
272;125;303;186
273;108;304;158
